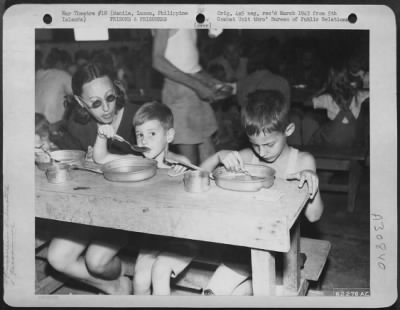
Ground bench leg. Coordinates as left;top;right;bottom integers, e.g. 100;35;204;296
283;220;300;293
347;160;363;213
251;249;276;296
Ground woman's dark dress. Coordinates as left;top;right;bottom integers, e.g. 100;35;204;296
52;104;139;154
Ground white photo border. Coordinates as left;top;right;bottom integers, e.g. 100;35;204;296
3;3;397;307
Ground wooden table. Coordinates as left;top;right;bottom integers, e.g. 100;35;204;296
35;167;309;295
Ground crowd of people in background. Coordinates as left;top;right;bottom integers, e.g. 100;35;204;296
35;30;370;156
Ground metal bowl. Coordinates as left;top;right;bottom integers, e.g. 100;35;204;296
213;164;276;192
183;170;210;193
50;150;86;165
101;157;157;182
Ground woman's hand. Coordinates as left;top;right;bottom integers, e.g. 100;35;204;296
97;124;115;139
195;82;219;103
286;169;319;199
219;151;245;172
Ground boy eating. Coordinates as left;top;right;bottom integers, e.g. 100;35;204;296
200;90;324;295
97;101;197;295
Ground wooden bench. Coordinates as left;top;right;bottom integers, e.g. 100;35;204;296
298;145;368;212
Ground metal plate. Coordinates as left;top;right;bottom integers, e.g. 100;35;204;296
50;150;86;165
101;157;157;182
213;164;276;192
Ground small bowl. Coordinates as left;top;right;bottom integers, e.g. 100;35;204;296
183;170;210;193
50;150;86;165
45;163;72;184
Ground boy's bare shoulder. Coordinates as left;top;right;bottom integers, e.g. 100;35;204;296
239;148;254;162
297;149;317;170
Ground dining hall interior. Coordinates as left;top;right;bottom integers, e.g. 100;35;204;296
34;27;370;296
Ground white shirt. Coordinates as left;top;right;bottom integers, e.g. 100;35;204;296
164;29;202;74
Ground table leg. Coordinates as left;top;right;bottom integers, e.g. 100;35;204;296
251;249;276;296
283;219;300;293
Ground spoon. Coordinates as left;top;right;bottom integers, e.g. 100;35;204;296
112;134;150;153
164;158;203;171
164;158;215;180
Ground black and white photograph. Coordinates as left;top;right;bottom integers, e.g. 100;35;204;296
3;3;398;308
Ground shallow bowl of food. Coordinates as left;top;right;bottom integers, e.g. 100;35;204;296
101;157;157;182
213;164;276;192
50;150;86;166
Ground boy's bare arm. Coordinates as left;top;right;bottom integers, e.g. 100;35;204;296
92;135;132;164
200;148;253;172
200;150;229;172
166;151;192;165
292;152;324;222
93;125;138;164
93;135;113;164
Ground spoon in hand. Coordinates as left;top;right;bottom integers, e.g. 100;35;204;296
112;134;150;153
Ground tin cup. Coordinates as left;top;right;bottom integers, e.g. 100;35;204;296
183;170;210;193
45;163;72;184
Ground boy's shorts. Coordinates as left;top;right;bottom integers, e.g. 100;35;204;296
162;78;218;145
135;239;199;278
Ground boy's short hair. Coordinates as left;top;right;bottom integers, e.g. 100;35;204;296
242;90;289;136
133;101;174;130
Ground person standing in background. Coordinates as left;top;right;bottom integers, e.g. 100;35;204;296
35;48;73;124
208;39;248;83
152;29;224;165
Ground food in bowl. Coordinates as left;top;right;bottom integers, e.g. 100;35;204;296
213;164;276;192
